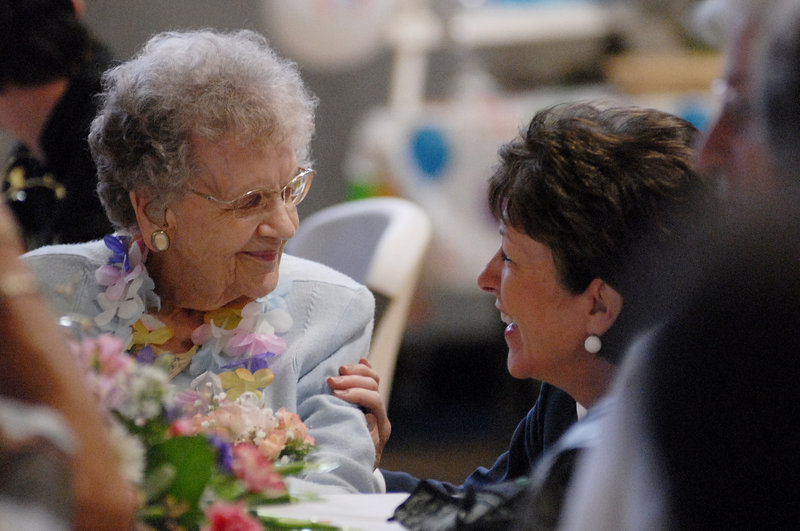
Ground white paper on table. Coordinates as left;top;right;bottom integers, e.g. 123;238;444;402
256;493;410;530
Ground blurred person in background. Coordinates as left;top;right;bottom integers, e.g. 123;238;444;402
0;0;113;250
693;0;780;199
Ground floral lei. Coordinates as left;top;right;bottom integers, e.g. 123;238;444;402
92;234;293;398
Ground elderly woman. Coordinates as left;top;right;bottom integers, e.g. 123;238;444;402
334;102;712;516
23;29;379;494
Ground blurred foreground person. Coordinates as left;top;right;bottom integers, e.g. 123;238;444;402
0;197;135;530
560;206;800;530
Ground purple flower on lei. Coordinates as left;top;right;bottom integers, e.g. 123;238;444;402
94;235;158;340
104;234;132;272
136;345;157;364
222;352;277;373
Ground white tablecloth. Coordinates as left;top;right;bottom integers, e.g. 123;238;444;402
257;493;410;530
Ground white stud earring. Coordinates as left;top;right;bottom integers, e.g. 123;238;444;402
584;335;602;354
151;229;170;252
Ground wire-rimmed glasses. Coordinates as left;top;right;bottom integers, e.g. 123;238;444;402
189;167;315;218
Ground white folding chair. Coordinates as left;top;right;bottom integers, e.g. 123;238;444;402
286;197;432;407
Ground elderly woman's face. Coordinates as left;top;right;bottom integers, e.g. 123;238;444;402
160;137;299;309
478;224;593;384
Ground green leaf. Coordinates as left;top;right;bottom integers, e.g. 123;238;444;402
142;463;177;502
147;435;215;506
258;515;341;530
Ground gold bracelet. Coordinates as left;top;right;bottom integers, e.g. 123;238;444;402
0;270;40;300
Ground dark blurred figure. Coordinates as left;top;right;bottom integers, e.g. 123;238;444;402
561;0;800;528
561;205;800;530
0;0;113;250
754;0;800;185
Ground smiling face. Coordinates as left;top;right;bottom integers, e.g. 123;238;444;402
141;137;300;311
478;224;594;384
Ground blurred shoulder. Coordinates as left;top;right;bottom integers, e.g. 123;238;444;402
23;239;109;265
22;239;109;278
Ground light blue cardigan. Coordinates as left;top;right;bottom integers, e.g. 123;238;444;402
23;240;380;494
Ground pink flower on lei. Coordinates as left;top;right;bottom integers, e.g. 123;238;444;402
223;300;288;359
225;331;286;359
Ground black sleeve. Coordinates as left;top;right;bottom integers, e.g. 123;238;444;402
381;383;577;494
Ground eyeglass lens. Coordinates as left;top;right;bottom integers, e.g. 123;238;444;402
231;169;313;216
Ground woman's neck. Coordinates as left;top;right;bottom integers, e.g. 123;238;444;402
145;249;219;312
564;355;617;409
153;306;205;353
142;248;251;350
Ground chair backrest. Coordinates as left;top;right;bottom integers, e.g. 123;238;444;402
286;197;432;406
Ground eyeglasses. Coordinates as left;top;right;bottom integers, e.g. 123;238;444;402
189;167;315;217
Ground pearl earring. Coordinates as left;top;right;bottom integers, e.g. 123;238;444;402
584;335;602;354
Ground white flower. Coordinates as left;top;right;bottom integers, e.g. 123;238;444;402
108;418;146;485
114;363;174;422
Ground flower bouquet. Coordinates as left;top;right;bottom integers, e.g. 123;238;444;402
68;333;329;530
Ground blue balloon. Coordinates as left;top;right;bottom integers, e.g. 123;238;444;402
410;126;450;180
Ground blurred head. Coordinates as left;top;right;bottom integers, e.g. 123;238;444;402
89;29;318;308
754;0;800;188
478;102;711;399
0;0;88;90
695;0;779;199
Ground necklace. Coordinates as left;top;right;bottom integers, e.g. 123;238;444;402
93;234;293;382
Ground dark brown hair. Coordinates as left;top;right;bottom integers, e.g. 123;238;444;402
488;101;714;361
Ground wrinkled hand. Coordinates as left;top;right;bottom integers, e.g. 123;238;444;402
328;358;391;469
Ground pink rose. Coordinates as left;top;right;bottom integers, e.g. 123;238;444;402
202;501;262;531
169;418;195;437
231;443;286;495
